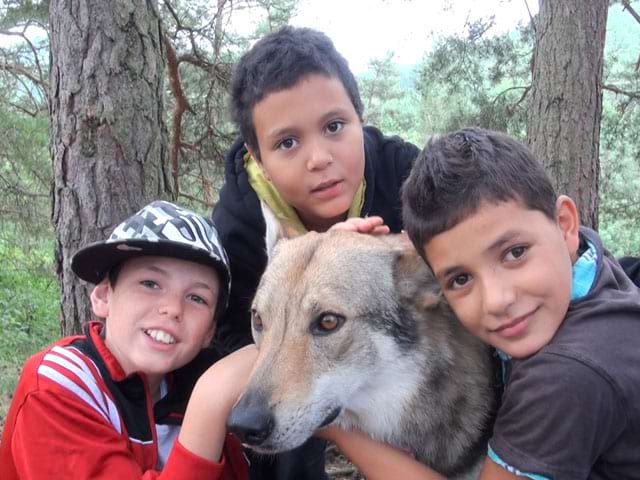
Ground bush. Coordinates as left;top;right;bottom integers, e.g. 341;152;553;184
0;238;59;426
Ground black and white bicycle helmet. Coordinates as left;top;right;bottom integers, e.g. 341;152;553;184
71;201;231;318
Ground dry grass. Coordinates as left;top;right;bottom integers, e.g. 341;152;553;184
326;443;364;479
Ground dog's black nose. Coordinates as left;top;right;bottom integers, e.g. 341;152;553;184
227;390;274;446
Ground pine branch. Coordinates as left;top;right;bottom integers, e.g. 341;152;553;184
523;0;537;34
164;34;194;197
602;84;640;100
621;0;640;25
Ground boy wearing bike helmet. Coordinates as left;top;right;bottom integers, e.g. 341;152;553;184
0;201;256;480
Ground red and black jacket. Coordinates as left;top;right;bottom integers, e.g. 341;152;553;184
0;322;248;480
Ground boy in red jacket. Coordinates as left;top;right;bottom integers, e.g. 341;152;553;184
0;201;256;480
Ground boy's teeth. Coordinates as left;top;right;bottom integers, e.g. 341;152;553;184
145;329;176;344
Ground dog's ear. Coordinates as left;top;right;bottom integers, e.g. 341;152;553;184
262;202;301;260
390;238;442;311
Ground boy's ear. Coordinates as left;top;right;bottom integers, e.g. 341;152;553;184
555;195;580;259
90;280;111;319
245;143;255;158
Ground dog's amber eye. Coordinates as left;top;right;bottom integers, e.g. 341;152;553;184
251;308;263;332
320;315;339;331
312;313;344;335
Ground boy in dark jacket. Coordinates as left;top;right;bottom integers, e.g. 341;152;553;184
0;201;256;480
211;26;419;480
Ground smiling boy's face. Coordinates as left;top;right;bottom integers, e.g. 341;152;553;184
424;196;580;359
90;256;219;389
248;73;365;233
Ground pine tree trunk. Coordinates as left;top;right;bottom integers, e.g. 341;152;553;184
527;0;608;229
49;0;171;335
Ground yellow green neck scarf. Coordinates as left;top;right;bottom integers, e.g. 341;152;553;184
244;152;365;234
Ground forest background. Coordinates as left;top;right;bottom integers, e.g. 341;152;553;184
1;0;639;447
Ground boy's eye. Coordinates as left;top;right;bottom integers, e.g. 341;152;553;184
188;294;209;306
505;245;528;261
276;138;298;151
140;280;159;289
325;121;344;134
449;273;471;290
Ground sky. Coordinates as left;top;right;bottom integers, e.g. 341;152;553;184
0;0;538;73
290;0;538;72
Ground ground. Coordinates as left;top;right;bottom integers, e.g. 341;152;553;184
326;443;364;479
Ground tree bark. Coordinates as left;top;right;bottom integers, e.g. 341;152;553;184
527;0;608;229
50;0;171;335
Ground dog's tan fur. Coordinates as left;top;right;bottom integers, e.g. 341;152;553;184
228;225;497;478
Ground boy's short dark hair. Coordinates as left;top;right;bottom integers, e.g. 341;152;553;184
402;127;557;258
231;26;364;155
107;264;122;288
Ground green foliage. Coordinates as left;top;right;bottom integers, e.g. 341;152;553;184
252;0;298;37
0;0;51;250
416;19;533;138
0;239;59;356
0;108;50;238
598;2;640;256
0;0;49;29
358;53;425;145
599;86;640;257
0;237;59;422
0;0;49;115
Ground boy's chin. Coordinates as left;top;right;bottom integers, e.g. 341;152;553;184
498;338;548;359
299;209;351;232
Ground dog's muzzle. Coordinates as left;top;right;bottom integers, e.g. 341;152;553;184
319;407;341;428
227;389;275;446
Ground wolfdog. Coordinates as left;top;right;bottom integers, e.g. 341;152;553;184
228;223;498;479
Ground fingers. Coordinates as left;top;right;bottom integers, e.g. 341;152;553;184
370;224;391;235
352;216;385;232
329;216;390;235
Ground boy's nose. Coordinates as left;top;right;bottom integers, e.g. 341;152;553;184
158;294;183;321
305;140;332;171
481;276;516;317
